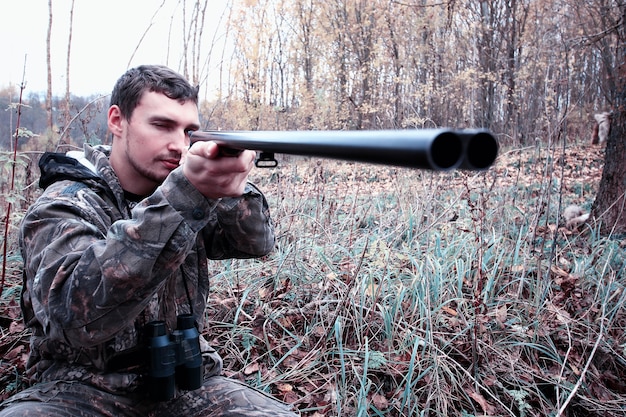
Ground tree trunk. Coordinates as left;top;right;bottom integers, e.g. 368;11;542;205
591;110;626;236
590;2;626;236
60;0;75;147
46;0;53;132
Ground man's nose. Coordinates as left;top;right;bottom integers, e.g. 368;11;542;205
169;130;190;152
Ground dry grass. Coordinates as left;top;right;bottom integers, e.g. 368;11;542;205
1;142;625;416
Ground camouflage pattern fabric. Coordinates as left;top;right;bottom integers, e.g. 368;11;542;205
0;377;297;416
0;144;297;415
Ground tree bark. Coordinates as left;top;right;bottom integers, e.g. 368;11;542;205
590;3;626;235
591;108;626;236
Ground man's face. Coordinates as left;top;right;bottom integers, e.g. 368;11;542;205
109;91;200;195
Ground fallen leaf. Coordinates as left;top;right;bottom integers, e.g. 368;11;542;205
371;393;389;410
276;383;293;392
495;304;507;324
243;362;260;375
5;345;25;361
9;320;24;333
467;389;495;414
442;306;457;316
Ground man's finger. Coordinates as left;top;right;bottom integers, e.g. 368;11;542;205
189;141;220;159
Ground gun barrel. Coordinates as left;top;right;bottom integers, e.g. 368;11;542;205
457;130;500;170
189;129;498;171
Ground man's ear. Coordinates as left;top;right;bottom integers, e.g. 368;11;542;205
107;105;124;137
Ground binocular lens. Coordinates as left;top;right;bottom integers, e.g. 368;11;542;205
145;315;203;401
146;321;176;400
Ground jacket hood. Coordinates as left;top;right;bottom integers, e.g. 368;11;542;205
38;151;103;190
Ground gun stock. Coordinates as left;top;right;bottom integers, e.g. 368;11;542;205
189;129;498;171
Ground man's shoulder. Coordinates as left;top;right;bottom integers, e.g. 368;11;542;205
25;177;119;236
38;151;102;190
41;177;94;198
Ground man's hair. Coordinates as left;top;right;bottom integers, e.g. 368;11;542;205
110;65;200;120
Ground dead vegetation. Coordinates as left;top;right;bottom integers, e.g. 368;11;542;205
1;141;625;416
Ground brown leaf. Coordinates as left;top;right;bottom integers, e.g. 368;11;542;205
483;374;498;386
442;306;458;316
371;393;389;410
7;297;20;319
243;362;260;375
467;389;495;414
9;320;24;333
550;265;570;278
276;383;293;393
5;345;25;361
282;391;300;404
258;287;272;299
495;304;507;325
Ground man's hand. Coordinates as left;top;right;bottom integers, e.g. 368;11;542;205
182;141;256;199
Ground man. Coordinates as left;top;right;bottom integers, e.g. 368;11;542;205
0;65;298;416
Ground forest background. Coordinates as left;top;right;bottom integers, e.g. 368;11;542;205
1;0;625;416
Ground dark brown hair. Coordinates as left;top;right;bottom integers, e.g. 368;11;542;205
110;65;199;120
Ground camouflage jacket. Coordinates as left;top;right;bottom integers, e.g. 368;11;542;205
19;144;275;394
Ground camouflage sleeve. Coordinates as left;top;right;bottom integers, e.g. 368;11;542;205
156;171;275;259
200;183;275;259
20;167;273;348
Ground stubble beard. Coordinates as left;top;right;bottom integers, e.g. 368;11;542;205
125;142;169;188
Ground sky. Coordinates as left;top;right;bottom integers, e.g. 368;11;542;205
0;0;230;99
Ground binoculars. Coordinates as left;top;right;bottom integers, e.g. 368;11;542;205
145;314;203;401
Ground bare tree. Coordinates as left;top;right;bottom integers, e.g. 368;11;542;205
60;0;75;147
181;0;210;86
46;0;53;131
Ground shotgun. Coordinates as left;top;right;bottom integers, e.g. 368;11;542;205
189;129;498;171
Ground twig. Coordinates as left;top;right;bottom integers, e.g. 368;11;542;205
1;61;27;297
55;94;110;151
557;294;607;415
555;322;573;410
126;0;167;68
